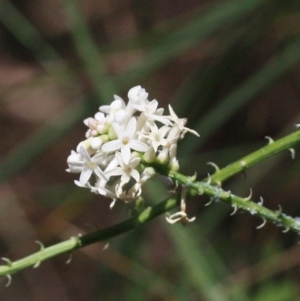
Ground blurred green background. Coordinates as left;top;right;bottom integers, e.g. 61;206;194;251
1;0;300;300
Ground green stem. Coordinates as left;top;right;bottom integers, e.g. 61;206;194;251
0;196;180;277
209;129;300;184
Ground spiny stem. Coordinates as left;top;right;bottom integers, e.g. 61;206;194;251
1;130;300;277
168;170;300;233
0;196;180;277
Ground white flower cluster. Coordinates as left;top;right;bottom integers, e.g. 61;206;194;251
66;85;199;206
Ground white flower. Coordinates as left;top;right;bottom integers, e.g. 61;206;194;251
168;105;200;137
165;211;196;225
67;85;199;211
99;96;126;115
66;150;84;173
139;123;170;152
131;98;171;126
78;146;108;185
165;187;196;225
101;117;149;164
105;152;141;186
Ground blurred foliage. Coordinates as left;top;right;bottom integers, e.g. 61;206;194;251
0;0;300;300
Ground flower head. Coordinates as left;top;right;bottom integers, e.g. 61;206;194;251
67;86;199;207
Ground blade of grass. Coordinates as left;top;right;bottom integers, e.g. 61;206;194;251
62;0;116;103
0;0;69;78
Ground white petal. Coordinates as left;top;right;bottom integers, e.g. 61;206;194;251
131;169;140;183
102;140;122;152
105;167;123;178
111;99;124;112
148;100;158;113
151;114;172;126
94;112;105;121
128;85;141;100
112;122;124;139
130;157;141;169
99;105;110;114
90;137;102;149
129;140;149;152
120;173;130;184
126;117;137;138
80;168;93;185
168;104;177;119
79;146;90;162
121;145;131;164
115;152;125;168
114;110;128;124
94;166;108;181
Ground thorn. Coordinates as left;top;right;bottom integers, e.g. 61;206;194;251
207;162;220;173
256;218;267;229
230;205;238;216
66;253;73;265
258;196;264;206
265;136;274;144
205;173;211;185
5;275;12;287
244;189;252;201
102;243;109;251
35;241;45;251
188;172;197;182
289;148;295;159
205;198;214;206
33;260;41;268
1;257;12;267
276;205;283;216
282;226;290;233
